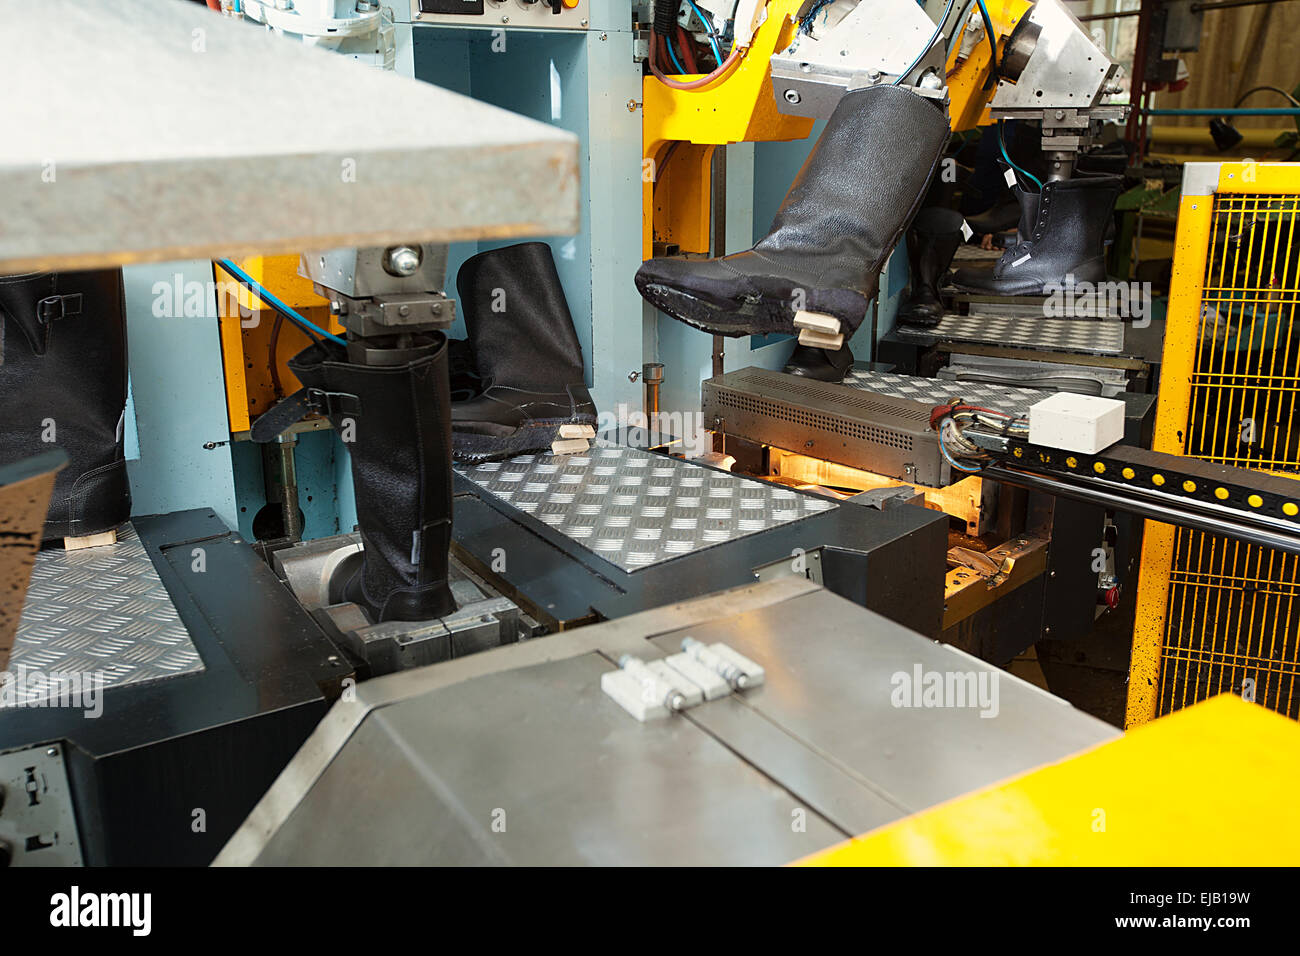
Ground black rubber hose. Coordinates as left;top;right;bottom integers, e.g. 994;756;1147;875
654;0;678;35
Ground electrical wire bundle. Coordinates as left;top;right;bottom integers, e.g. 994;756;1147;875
931;402;1028;473
650;1;742;90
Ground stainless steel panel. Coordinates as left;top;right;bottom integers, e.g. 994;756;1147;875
649;594;1114;814
218;578;1117;865
458;443;837;572
250;653;847;865
4;524;202;706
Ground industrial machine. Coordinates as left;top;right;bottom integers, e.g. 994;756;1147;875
4;0;1300;872
0;0;579;865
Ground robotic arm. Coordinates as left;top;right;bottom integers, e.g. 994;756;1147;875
769;0;1127;180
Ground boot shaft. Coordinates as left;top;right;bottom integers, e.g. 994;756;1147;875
755;85;951;284
0;269;130;539
457;242;586;392
286;337;456;622
908;207;965;289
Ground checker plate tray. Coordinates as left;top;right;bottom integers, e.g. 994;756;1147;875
893;314;1125;355
841;368;1048;410
3;523;202;705
458;444;837;572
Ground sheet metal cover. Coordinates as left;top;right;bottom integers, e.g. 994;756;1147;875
459;444;837;572
3;524;202;706
842;367;1048;411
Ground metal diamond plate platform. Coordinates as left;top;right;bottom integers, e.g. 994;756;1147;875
894;314;1125;355
3;523;202;706
841;368;1049;410
459;444;837;572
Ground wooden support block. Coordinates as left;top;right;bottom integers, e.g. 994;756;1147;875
63;529;118;552
793;310;842;335
797;328;845;350
557;424;596;440
551;438;591;456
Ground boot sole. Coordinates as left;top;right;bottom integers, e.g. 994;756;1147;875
638;282;793;338
453;414;600;464
637;280;871;341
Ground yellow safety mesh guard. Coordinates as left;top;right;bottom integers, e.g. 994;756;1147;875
1128;164;1300;725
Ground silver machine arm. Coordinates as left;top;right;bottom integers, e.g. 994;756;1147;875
769;0;1128;180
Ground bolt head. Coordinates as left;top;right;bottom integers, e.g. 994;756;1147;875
384;246;422;277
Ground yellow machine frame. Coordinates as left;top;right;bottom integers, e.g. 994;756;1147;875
1128;162;1300;726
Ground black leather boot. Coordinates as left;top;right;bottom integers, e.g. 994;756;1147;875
634;85;949;339
0;270;131;541
898;207;964;328
452;242;598;462
258;336;457;623
782;342;854;382
951;175;1122;296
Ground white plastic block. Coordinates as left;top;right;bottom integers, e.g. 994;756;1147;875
707;643;766;689
557;424;596;439
663;652;731;700
1028;392;1125;455
644;660;704;708
601;670;671;721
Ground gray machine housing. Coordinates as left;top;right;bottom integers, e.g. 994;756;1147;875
217;576;1117;865
702;367;958;486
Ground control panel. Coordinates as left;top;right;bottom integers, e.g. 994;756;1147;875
0;742;83;867
413;0;590;30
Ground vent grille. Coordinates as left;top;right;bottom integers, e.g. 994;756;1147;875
714;388;914;451
730;369;929;422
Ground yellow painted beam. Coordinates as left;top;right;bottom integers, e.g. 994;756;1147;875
641;0;813;260
800;695;1300;865
944;0;1032;132
1125;193;1215;728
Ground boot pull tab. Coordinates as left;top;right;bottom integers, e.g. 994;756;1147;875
2;289;78;356
251;389;313;443
411;518;452;570
38;292;82;320
250;387;364;443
